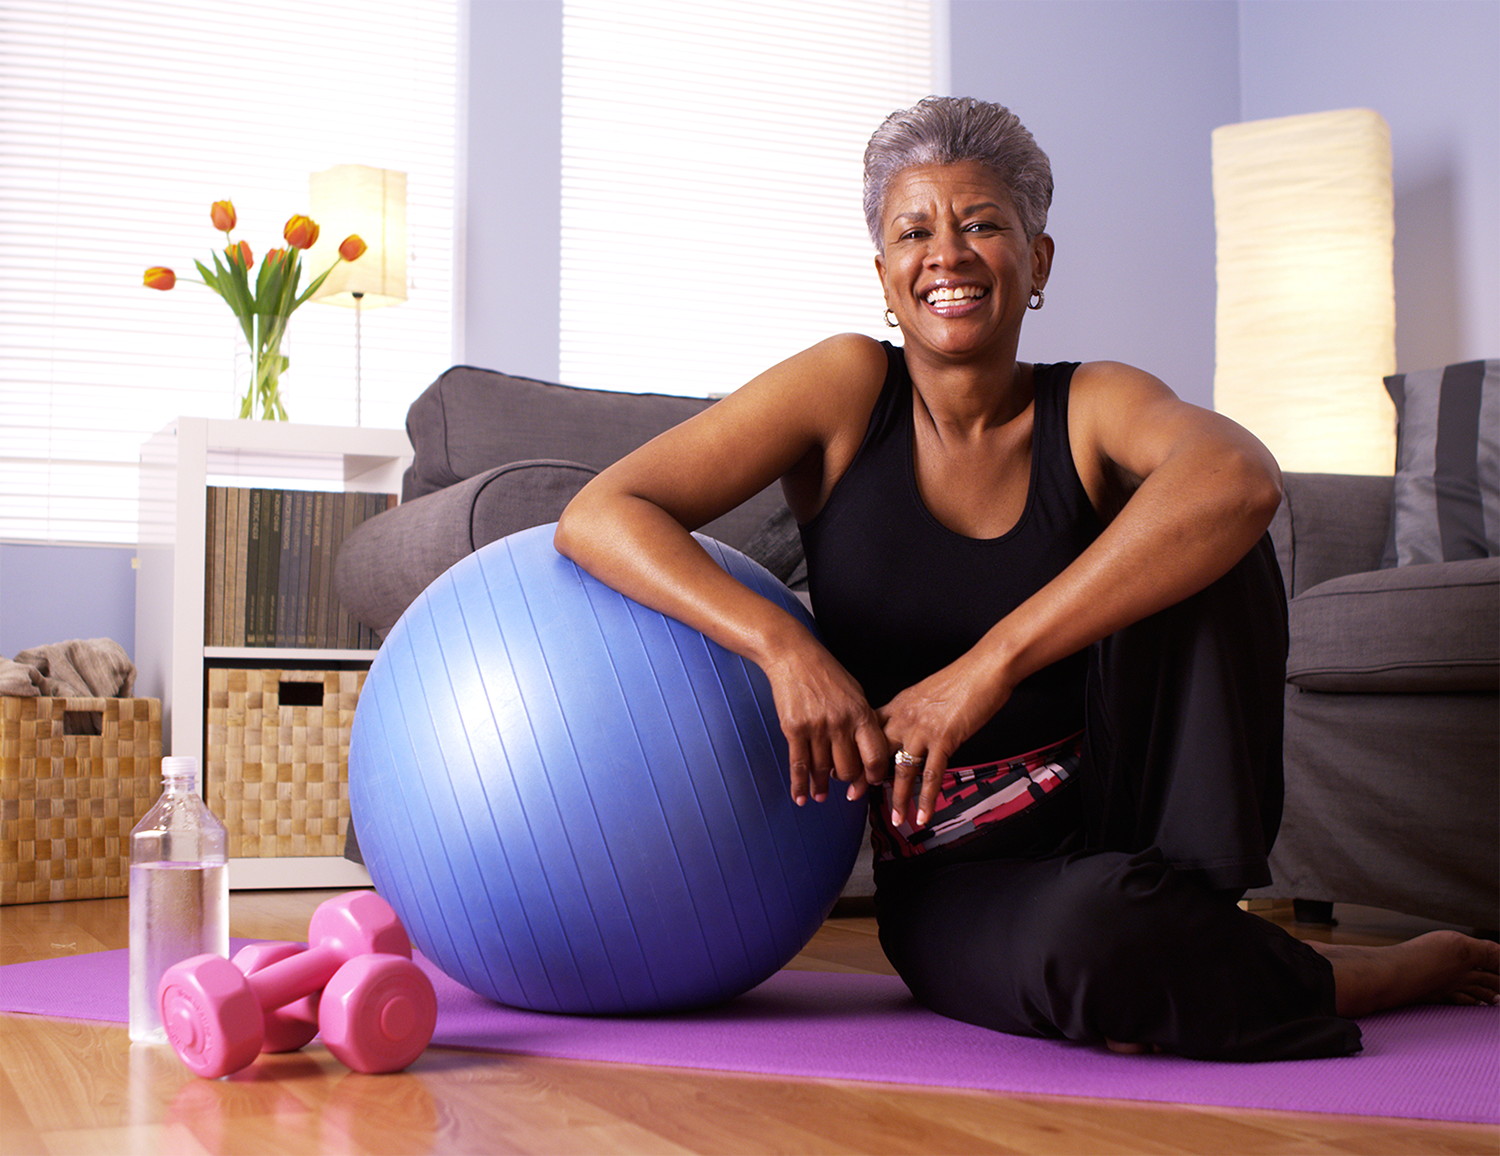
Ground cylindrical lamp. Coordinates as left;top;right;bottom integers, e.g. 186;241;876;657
1212;109;1396;474
308;165;407;307
308;166;407;423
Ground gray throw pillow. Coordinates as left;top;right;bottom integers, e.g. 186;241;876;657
1380;359;1498;567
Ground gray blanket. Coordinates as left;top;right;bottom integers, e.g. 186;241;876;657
0;638;137;699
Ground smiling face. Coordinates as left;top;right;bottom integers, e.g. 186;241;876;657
874;160;1052;367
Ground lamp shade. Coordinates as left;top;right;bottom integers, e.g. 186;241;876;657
307;165;407;308
1212;109;1396;474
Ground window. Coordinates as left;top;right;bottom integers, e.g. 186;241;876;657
560;0;939;396
0;0;459;544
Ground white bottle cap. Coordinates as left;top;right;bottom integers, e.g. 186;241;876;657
161;756;199;784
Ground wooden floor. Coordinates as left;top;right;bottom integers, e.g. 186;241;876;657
2;891;1495;1156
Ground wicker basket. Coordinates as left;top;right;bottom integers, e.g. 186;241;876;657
1;696;163;905
206;668;365;859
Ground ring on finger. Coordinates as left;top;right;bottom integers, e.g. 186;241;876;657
893;748;925;770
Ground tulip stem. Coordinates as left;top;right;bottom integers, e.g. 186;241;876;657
353;292;364;427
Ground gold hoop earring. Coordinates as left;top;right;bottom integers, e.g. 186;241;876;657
883;308;900;328
1028;289;1045;311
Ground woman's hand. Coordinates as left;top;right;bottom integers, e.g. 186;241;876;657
877;651;1016;828
763;640;890;808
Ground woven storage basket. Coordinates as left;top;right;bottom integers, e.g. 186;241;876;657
206;668;365;859
1;696;163;905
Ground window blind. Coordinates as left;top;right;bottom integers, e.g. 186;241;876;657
560;0;937;397
0;0;459;545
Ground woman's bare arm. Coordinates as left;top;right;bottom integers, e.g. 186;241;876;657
555;333;892;805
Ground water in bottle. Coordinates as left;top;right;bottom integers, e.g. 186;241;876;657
128;756;229;1044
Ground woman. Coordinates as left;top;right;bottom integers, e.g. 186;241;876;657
556;96;1498;1059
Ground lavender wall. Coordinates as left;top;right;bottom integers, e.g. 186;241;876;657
0;545;137;659
462;0;563;383
949;0;1241;408
462;0;1248;406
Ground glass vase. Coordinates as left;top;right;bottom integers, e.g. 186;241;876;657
233;318;291;421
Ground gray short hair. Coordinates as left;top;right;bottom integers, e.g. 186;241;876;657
863;96;1053;252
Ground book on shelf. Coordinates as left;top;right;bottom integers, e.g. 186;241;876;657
204;486;396;649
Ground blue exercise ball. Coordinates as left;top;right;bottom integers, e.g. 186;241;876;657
348;523;866;1015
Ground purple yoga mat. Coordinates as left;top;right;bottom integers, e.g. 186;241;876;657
2;942;1495;1123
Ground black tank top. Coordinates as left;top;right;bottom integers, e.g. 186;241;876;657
799;342;1104;766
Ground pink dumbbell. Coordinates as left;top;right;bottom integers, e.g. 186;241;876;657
230;941;320;1053
158;890;436;1079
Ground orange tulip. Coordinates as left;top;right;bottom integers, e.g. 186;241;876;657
264;247;287;268
283;215;320;250
143;266;176;290
226;240;253;269
338;235;367;262
210;200;236;232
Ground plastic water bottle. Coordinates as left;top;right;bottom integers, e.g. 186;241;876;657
128;755;229;1044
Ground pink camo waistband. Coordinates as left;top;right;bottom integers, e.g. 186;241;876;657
873;732;1083;861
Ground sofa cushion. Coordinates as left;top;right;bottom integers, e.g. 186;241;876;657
1286;555;1499;692
1381;359;1499;568
1275;472;1392;596
741;504;808;591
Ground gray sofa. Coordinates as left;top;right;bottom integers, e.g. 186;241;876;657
1255;472;1498;931
336;366;1498;927
333;365;802;640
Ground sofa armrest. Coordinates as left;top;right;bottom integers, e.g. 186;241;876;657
334;460;597;636
403;365;715;501
1276;473;1393;597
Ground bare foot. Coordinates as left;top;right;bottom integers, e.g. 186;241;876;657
1105;1039;1161;1055
1312;931;1500;1019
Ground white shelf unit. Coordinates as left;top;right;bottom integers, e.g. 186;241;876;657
135;417;412;889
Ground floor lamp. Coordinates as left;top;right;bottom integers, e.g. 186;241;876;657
308;166;408;426
1212;109;1396;474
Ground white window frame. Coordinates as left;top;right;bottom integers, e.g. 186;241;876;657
0;0;461;545
559;0;940;397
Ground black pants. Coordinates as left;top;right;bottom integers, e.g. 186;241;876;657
873;536;1363;1061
